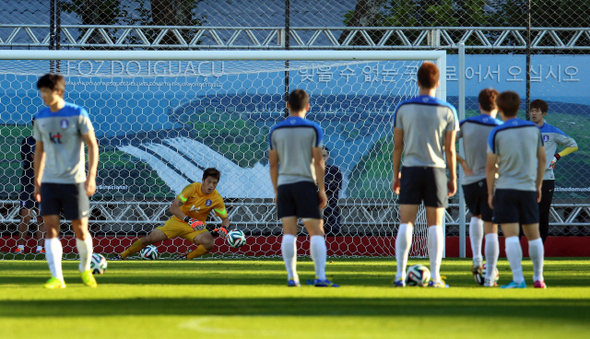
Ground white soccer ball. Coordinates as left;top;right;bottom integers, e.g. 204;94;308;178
474;263;499;285
405;264;431;287
90;253;107;275
226;229;246;248
140;245;159;260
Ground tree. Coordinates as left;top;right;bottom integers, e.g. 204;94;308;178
340;0;387;45
62;0;125;49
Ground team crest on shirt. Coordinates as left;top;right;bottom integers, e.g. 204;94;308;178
543;135;550;142
206;199;212;206
60;119;69;129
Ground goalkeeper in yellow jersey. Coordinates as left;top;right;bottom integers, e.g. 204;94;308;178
114;168;230;260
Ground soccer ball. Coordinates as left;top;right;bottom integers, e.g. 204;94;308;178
90;253;107;275
474;263;499;285
140;245;159;260
405;264;431;287
226;229;247;248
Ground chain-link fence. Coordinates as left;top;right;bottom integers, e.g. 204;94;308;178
1;0;589;258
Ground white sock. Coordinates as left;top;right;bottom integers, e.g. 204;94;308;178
45;238;63;281
76;237;93;273
428;225;444;281
281;234;298;281
469;217;484;266
395;223;413;281
505;236;524;284
310;235;327;280
17;244;24;250
528;238;545;282
484;233;499;280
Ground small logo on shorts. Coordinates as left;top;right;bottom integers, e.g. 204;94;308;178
478;182;483;187
206;199;212;206
60;119;69;129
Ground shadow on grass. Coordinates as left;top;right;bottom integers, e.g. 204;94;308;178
0;297;589;320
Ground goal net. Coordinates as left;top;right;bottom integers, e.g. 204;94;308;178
0;50;446;259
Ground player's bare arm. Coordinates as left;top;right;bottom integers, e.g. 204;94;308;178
169;198;187;220
444;130;457;197
392;127;404;195
33;140;45;203
485;153;498;209
456;153;473;176
82;129;98;197
269;149;279;204
312;146;327;209
536;145;547;203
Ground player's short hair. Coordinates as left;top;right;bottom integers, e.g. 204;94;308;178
322;146;330;154
36;73;65;92
478;88;499;112
496;91;521;118
530;99;549;114
288;89;309;112
417;62;439;89
202;168;221;181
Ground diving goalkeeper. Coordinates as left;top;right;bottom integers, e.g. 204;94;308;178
114;168;230;260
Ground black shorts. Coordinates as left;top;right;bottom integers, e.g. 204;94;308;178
40;183;90;220
462;179;493;222
277;181;322;219
20;185;38;210
492;189;539;225
399;166;448;208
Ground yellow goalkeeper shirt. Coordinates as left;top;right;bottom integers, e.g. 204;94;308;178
172;182;228;223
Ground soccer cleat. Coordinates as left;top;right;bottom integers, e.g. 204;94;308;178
500;280;527;289
533;280;547;289
44;277;66;289
392;279;406;287
427;279;450;288
483;279;498;287
12;247;24;254
172;251;190;260
287;279;301;287
309;278;339;287
110;254;123;261
471;264;483;276
80;270;98;288
35;248;45;254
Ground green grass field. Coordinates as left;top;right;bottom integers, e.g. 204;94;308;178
1;258;589;339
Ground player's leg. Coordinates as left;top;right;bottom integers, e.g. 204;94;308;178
304;217;339;287
14;207;33;253
483;222;499;286
424;167;449;288
120;229;168;259
500;222;526;288
395;204;418;285
425;206;445;286
538;180;554;244
463;180;484;272
394;166;424;286
521;189;545;288
65;183;95;287
41;183;66;288
44;214;65;288
185;230;214;259
277;183;301;286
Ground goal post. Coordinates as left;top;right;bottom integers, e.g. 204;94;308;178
0;50;447;259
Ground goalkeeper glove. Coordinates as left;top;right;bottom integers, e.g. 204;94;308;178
211;227;228;239
549;154;561;169
183;216;205;230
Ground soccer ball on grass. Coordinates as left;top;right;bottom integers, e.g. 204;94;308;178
140;245;159;260
474;263;499;285
90;253;108;274
405;264;431;287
